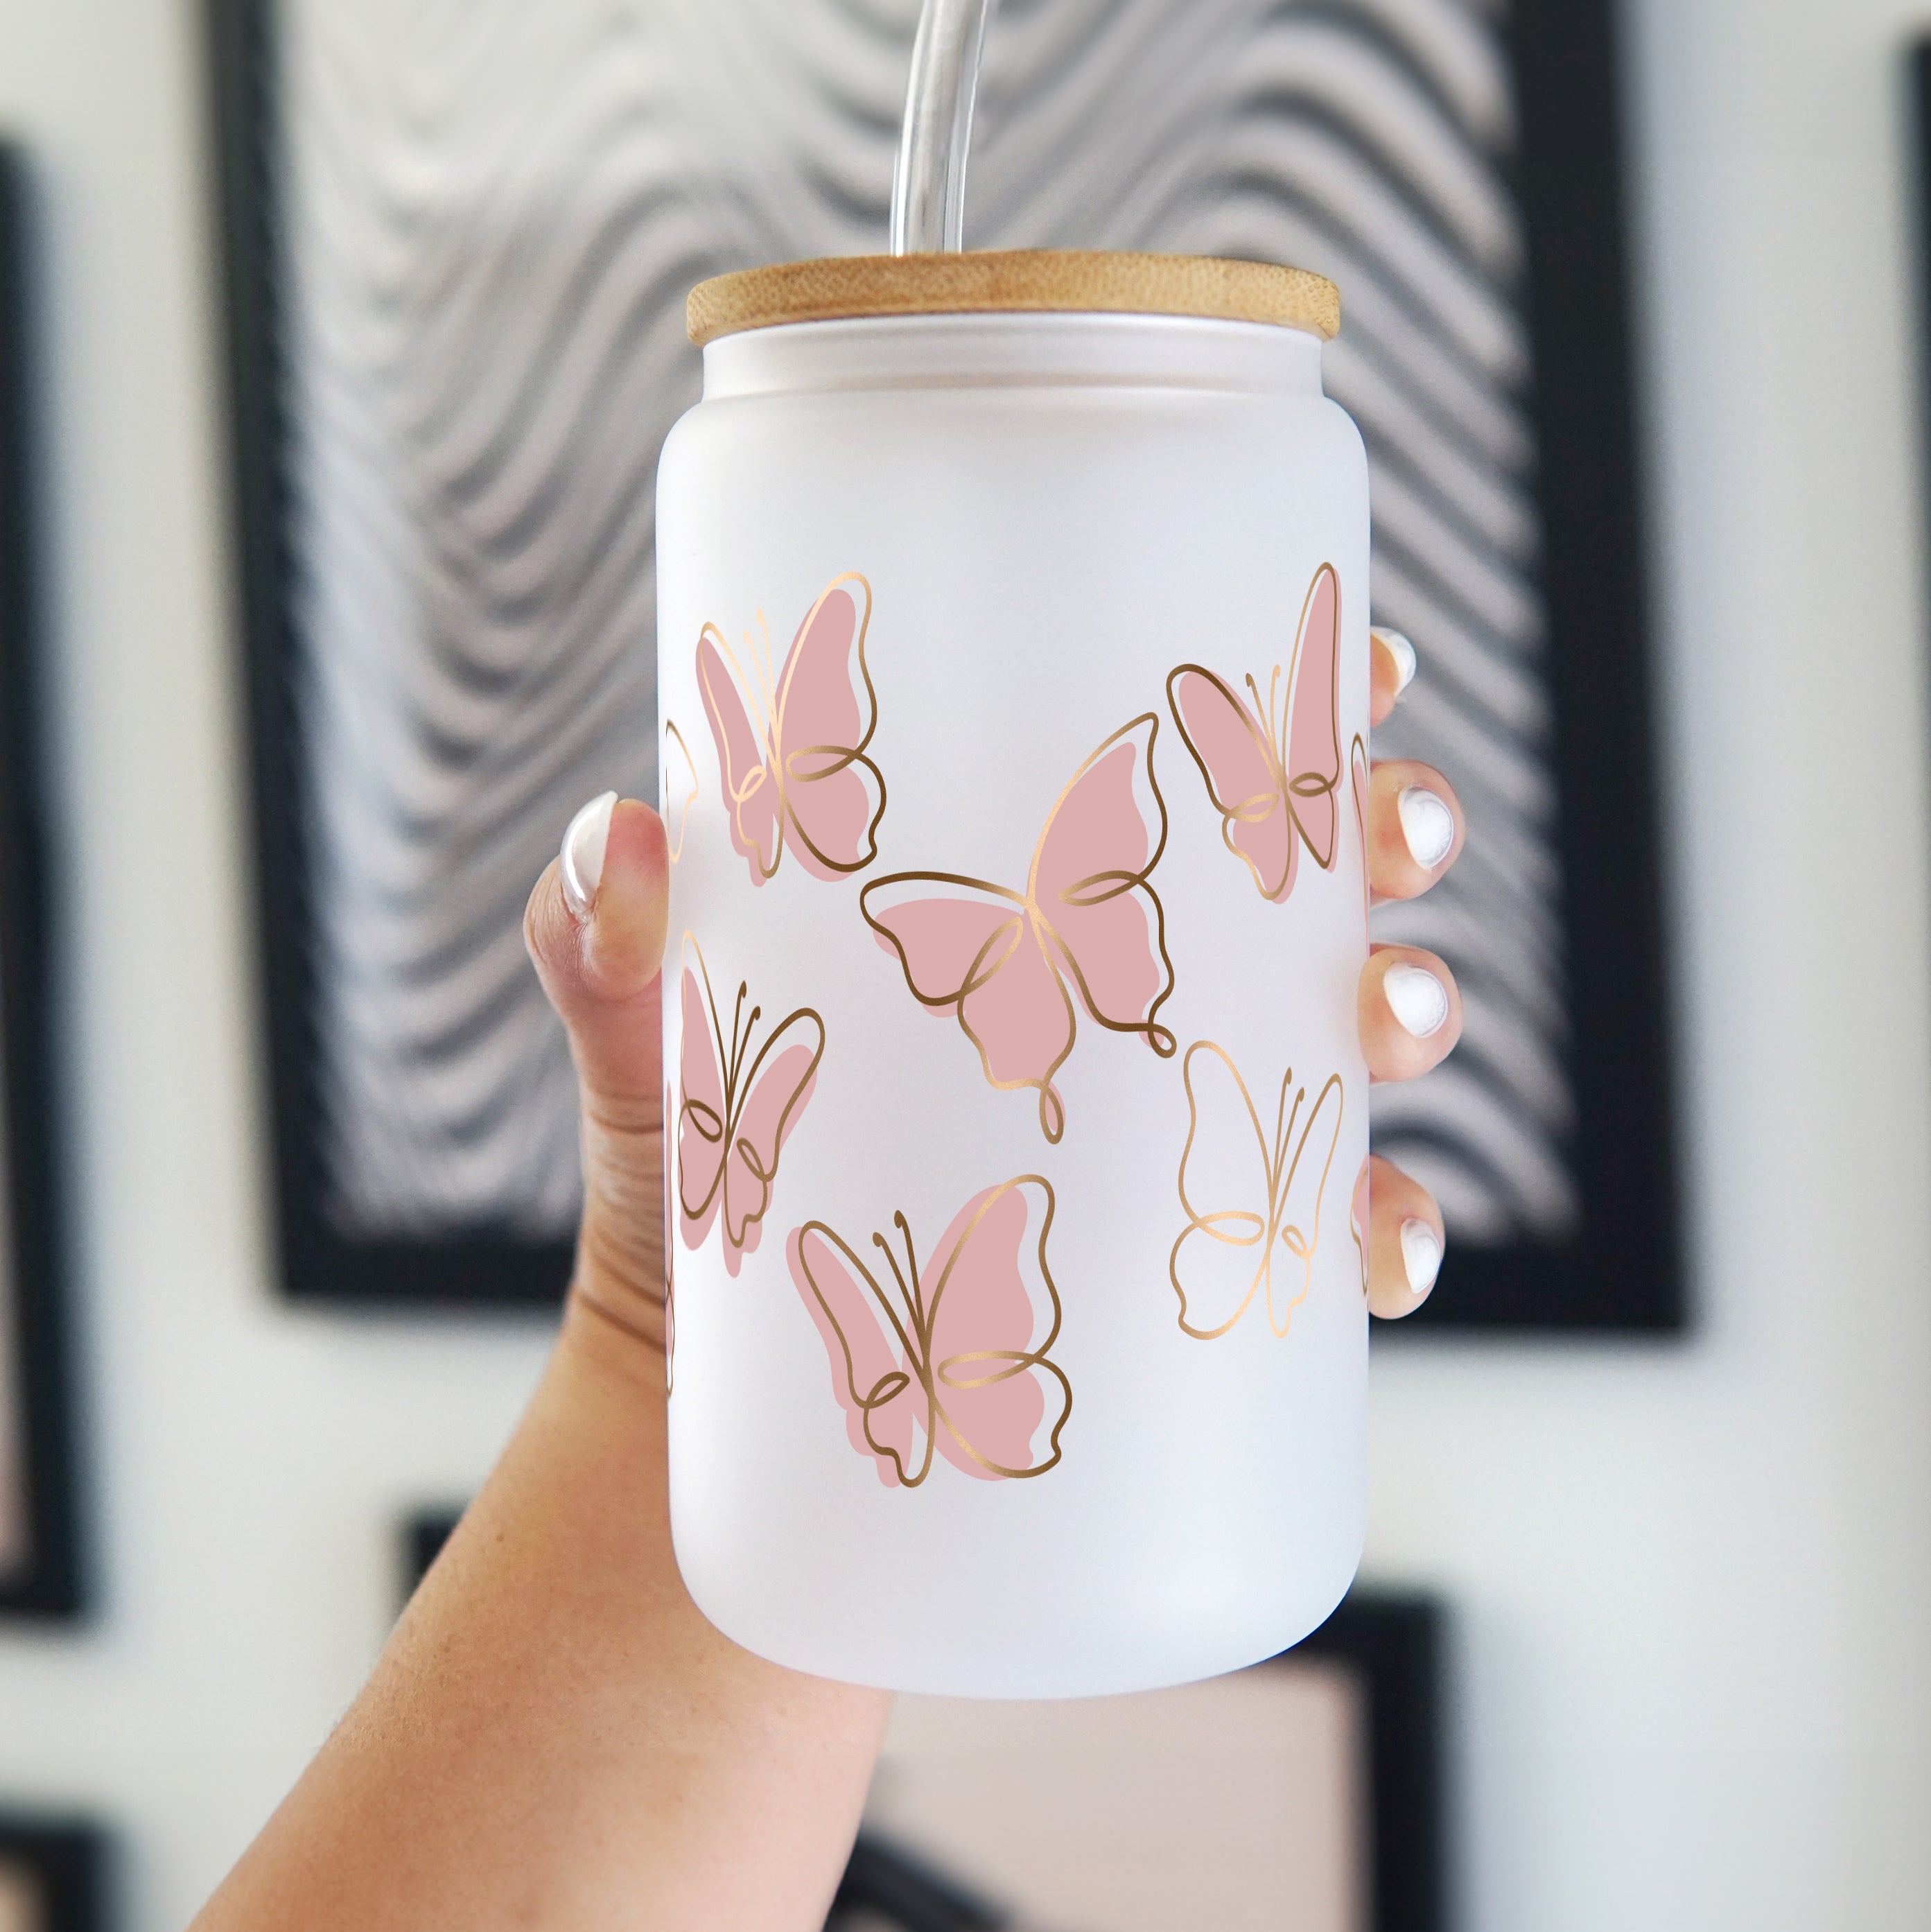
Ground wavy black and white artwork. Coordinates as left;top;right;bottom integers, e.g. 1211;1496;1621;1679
216;0;1677;1321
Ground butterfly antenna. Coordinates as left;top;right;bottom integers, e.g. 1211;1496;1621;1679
898;1213;925;1337
873;1222;920;1339
725;982;755;1099
737;1007;764;1097
1273;1070;1304;1196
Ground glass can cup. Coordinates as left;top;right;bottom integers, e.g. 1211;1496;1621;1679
657;252;1370;1698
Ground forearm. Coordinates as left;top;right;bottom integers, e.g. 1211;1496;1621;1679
193;1302;889;1931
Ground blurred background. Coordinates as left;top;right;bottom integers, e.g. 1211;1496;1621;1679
3;0;1931;1926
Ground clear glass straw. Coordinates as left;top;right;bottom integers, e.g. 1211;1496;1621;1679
890;0;997;254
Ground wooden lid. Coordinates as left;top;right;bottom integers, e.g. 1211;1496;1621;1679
687;250;1340;347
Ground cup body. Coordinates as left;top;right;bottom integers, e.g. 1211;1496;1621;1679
657;311;1370;1697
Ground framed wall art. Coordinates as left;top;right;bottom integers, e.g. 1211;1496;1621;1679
831;1592;1443;1932
209;0;1677;1324
0;1818;107;1932
400;1517;1442;1932
1;143;82;1619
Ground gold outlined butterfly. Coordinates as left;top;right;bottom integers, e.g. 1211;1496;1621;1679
1168;562;1343;903
697;573;886;885
1170;1041;1343;1339
788;1176;1072;1488
861;715;1175;1145
676;936;823;1277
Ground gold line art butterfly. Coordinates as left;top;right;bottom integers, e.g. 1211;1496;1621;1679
662;718;700;864
859;714;1176;1146
676;935;824;1278
1170;1041;1344;1340
697;572;886;885
1167;562;1343;903
787;1176;1072;1489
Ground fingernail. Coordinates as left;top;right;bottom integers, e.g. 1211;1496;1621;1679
1384;961;1450;1039
1372;627;1417;695
560;791;619;921
1397;786;1456;870
1400;1219;1443;1297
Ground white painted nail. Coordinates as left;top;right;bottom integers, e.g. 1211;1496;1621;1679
560;790;618;921
1372;627;1417;695
1397;786;1456;870
1384;962;1450;1040
1400;1219;1443;1297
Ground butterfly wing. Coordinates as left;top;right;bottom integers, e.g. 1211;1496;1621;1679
1031;713;1176;1059
662;719;700;864
789;1223;932;1487
771;575;886;879
717;1006;825;1273
1283;564;1343;871
1268;1072;1344;1336
1170;1041;1275;1339
676;941;728;1250
1167;665;1297;901
862;874;1078;1143
697;625;784;882
924;1176;1072;1481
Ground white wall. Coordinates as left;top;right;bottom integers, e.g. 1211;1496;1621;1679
1;0;1928;1927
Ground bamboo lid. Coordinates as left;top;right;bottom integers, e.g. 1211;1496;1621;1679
686;250;1340;347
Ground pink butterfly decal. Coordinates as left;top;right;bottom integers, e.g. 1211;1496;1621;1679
676;935;824;1277
1169;1040;1344;1340
787;1176;1072;1488
1168;562;1343;903
859;714;1176;1145
697;573;886;885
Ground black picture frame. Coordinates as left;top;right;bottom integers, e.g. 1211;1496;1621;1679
402;1516;1442;1932
0;1816;109;1932
202;0;574;1308
0;143;82;1619
1295;1593;1446;1932
207;0;1677;1327
1390;0;1680;1332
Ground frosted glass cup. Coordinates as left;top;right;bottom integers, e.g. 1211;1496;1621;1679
656;252;1372;1698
